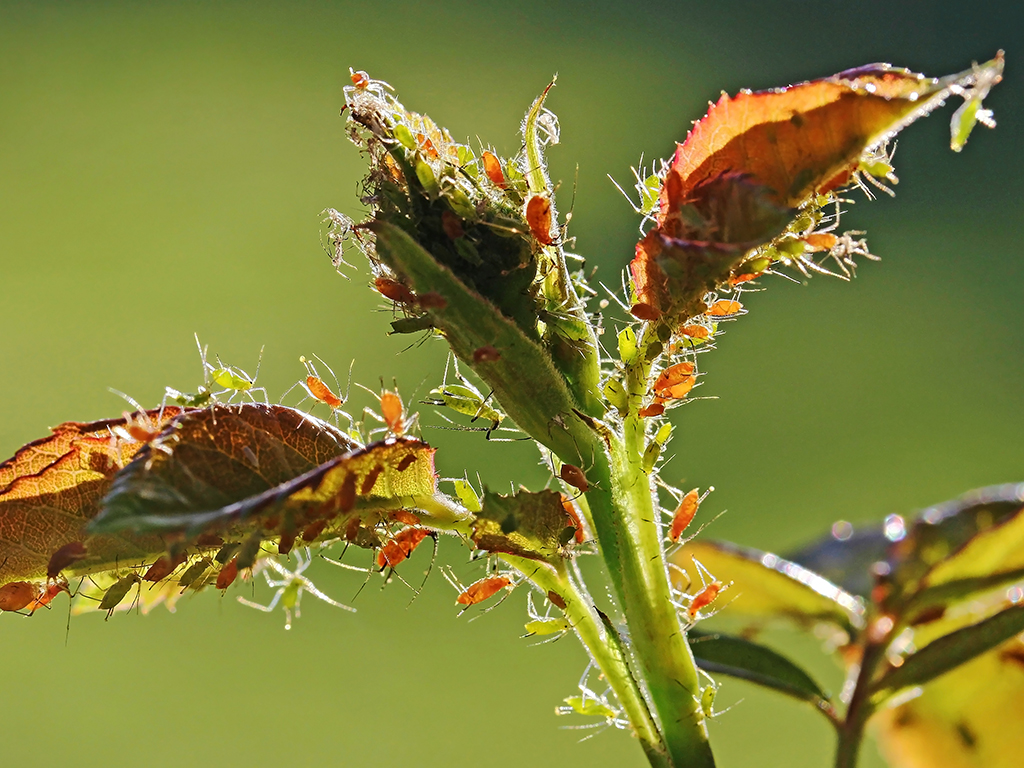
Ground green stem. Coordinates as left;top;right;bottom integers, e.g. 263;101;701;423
502;555;669;767
834;642;885;768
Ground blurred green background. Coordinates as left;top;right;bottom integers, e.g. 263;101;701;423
1;1;1020;766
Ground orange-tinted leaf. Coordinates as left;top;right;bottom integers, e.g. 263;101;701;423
0;410;186;584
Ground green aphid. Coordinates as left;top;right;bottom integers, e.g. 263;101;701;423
452;477;482;513
99;572;142;618
415;160;440;198
214;541;241;565
524;616;572;637
618;327;639;366
393;123;417;150
177;558;214;591
603;379;628;414
235;532;264;571
422;356;505;438
165;385;214;408
560;696;618;719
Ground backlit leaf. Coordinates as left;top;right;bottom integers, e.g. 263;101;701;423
0;410;186;583
90;404;457;541
472;488;576;568
674;539;864;634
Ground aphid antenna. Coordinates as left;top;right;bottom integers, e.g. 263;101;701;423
607;172;643;214
107;387;147;416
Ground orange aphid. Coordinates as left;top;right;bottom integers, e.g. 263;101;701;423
481;151;506;188
380;389;407;436
803;232;838;251
375;276;416;305
28;578;69;612
706;299;744;318
302;519;329;543
456;576;512;606
669;489;701;543
47;541;87;578
688;580;724;620
377;527;431;570
390;509;421;525
416;291;447;310
653;362;695;394
658;376;696;401
338;472;358;513
638;402;665;418
728;271;760;286
417;133;439;159
547;591;567;610
473;345;501;363
526;195;554;246
680;325;709;340
301;358;344;410
560;495;586;544
559;463;589;494
350;70;370;88
216;558;239;590
0;581;38;612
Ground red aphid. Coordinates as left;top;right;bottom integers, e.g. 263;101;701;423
377;527;431;570
338;472;358;513
216;558;239;590
547;591;567;610
143;553;186;583
28;578;69;612
416;291;447;310
669;489;701;543
375;276;416;305
559;464;589;494
481;151;506;188
278;529;296;556
526;195;554;246
630;302;662;322
361;464;384;495
456;576;512;606
473;345;501;364
680;324;709;340
441;210;464;240
302;519;328;543
47;541;87;578
307;376;343;410
390;509;420;525
652;362;695;394
350;70;370;88
803;232;838;252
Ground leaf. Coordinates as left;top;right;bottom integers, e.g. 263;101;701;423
472;488;575;568
0;409;187;583
689;631;836;719
90;404;456;541
871;604;1024;706
785;525;891;599
873;637;1024;768
673;540;865;634
631;54;1005;320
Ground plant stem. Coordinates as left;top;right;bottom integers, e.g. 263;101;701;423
834;642;885;768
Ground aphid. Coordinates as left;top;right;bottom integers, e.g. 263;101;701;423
235;532;264;570
652;362;696;396
451;474;483;512
473;345;501;363
200;338;268;404
375;276;416;305
389;509;420;526
301;519;328;543
680;324;710;340
560;494;586;545
522;592;571;640
481;150;506;188
422;356;505;438
216;558;239;590
638;402;665;418
178;558;214;591
0;581;38;612
440;210;464;240
28;577;70;613
143;553;186;583
559;463;589;494
630;302;662;322
47;541;88;579
555;662;631;739
346;68;393;99
281;355;353;426
456;575;512;607
416;291;447;310
705;299;744;319
237;549;355;630
99;572;143;619
376;527;432;570
361;463;384;495
337;472;358;513
526;194;554;245
669;489;701;543
107;391;171;452
682;558;731;624
362;381;417;439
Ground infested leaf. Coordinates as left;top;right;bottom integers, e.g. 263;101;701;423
472;488;575;568
689;631;835;718
674;540;864;634
90;404;458;543
0;410;187;583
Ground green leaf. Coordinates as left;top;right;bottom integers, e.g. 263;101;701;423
689;631;837;720
871;604;1024;707
472;488;575;568
674;540;865;634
